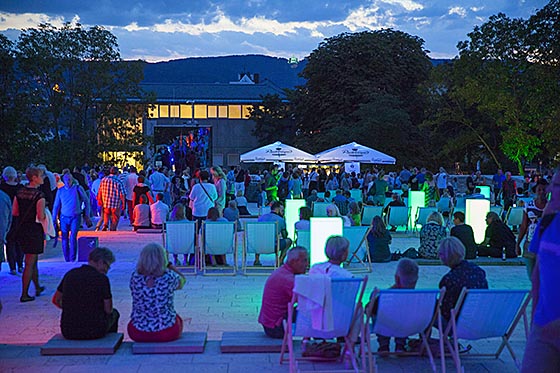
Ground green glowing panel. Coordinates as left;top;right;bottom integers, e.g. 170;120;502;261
285;199;307;242
310;217;343;266
466;199;490;244
479;186;491;199
350;189;362;202
408;191;425;229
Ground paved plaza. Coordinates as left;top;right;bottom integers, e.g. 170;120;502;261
0;213;532;372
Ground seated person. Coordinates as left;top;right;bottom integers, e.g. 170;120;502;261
258;247;309;338
257;201;293;266
150;192;169;229
323;190;332;203
234;190;250;216
418;212;448;259
168;203;188;266
309;235;353;278
128;243;186;342
305;190;319;208
366;258;419;355
331;190;347;214
223;199;242;231
367;216;392;263
478;212;517;258
326;203;352;227
132;194;151;231
294;206;311;231
438;237;488;324
384;193;406;231
348;201;361;226
52;247;119;340
466;187;485;199
207;207;229;265
450;211;477;259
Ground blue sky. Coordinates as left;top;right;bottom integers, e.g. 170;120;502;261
0;0;548;62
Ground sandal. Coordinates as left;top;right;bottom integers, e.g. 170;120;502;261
36;286;46;297
20;295;35;303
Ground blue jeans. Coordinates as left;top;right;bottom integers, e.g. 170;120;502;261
60;214;81;262
522;320;560;372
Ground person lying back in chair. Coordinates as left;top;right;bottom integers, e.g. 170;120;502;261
366;258;419;356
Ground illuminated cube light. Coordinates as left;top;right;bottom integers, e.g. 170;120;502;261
310;217;343;266
285;199;307;242
350;189;363;202
479;186;491;200
466;199;490;244
408;191;425;229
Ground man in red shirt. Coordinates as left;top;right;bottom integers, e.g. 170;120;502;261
258;246;308;338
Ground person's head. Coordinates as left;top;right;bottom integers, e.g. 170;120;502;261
348;201;360;215
270;201;284;216
88;247;115;275
371;215;387;237
505;171;512;180
286;246;309;274
299;206;312;221
534;179;549;201
324;190;331;198
156;192;164;201
394;258;419;289
474;187;481;194
170;203;186;220
137;175;145;183
2;166;17;182
62;173;75;187
485;211;500;225
136;243;167;277
325;236;349;264
438;237;465;268
199;170;210;181
207;207;221;221
25;166;44;185
129;166;137;173
453;211;465;226
326;204;341;217
211;166;225;179
427;211;444;226
228;200;237;209
109;166;118;175
236;190;244;197
138;194;148;205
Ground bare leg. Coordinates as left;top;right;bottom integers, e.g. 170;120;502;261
21;254;37;298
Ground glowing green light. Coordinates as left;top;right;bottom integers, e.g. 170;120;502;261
466;199;490;244
479;186;491;199
285;199;307;242
310;217;343;265
408;191;425;229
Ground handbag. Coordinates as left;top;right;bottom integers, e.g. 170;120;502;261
36;208;56;238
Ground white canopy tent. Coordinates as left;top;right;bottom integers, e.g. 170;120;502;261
315;142;396;164
240;141;317;163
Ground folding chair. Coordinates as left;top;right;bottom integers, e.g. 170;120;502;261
455;196;466;210
505;207;524;228
313;201;330;217
343;226;371;273
350;189;363;203
164;221;197;275
361;206;383;227
443;288;531;372
386;206;410;232
489;205;503;217
295;229;310;251
365;288;446;373
414;207;437;234
242;221;280;275
436;197;452;216
280;276;369;373
201;221;237;275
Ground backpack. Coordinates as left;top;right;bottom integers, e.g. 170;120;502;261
278;179;289;200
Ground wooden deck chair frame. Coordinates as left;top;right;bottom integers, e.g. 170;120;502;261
361;205;383;227
200;221;237;276
386;206;410;233
505;206;524;227
365;288;446;373
163;221;198;275
344;226;372;273
313;201;331;217
242;221;280;275
414;207;437;234
280;276;369;373
443;288;531;372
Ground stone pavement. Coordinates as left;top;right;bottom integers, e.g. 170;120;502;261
0;213;532;372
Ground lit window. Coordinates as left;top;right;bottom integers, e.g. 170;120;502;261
242;105;253;119
148;105;158;118
218;106;228;118
170;105;179;118
207;105;218;118
180;104;192;119
194;104;207;119
229;105;242;119
160;105;169;118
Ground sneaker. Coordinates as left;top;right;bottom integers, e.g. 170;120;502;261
253;260;262;266
377;345;389;357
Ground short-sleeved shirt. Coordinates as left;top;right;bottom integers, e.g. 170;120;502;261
258;264;297;328
130;270;181;332
57;265;112;339
524;199;544;244
99;175;125;209
309;262;353;278
258;212;287;238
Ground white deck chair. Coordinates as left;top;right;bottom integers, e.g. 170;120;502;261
386;206;410;232
313;201;330;217
164;221;197;275
437;197;452;215
414;207;437;234
365;288;446;373
443;288;531;372
242;221;279;274
201;221;237;275
505;206;524;228
280;276;369;373
361;206;383;227
455;196;466;210
295;229;310;251
344;226;371;273
350;189;363;202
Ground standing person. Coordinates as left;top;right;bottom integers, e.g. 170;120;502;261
52;173;90;262
97;167;126;231
150;193;169;229
1;166;24;274
291;171;303;199
421;172;439;206
265;166;279;203
124;166;139;225
492;169;505;206
52;247;119;340
128;243;186;342
502;171;517;215
435;167;448;196
188;170;217;227
211;166;227;214
132;175;154;206
234;167;246;197
0;189;12;273
12;167;46;302
450;211;477;260
149;167;169;197
521;169;560;372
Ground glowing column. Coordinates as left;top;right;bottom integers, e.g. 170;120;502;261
466;199;490;244
310;217;343;266
408;191;425;229
285;199;307;242
479;186;491;200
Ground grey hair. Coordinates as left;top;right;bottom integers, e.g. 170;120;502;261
396;258;419;288
287;246;308;262
136;243;168;277
438;237;465;268
326;204;341;217
88;247;115;265
2;166;17;180
325;236;350;262
427;211;444;225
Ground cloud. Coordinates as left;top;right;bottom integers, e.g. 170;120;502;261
379;0;423;12
448;6;467;18
0;11;76;29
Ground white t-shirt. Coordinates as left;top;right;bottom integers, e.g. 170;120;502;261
309;262;353;278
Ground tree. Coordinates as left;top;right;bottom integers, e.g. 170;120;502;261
248;93;296;145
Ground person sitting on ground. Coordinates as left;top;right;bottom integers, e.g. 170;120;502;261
52;247;119;340
223;199;242;231
150;192;169;229
132;194;151;231
418;212;448;259
450;211;477;259
256;201;293;266
348;201;361;226
366;258;419;355
294;206;311;231
367;216;392;263
258;246;309;339
384;193;406;231
168;203;188;266
478;211;517;258
128;243;186;342
234;190;250;216
309;235;353;278
326;203;352;227
438;237;488;324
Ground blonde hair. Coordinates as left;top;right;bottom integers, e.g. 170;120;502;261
427;211;444;226
211;166;226;179
438;237;465;268
136;243;168;277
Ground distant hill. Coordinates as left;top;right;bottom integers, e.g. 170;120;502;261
141;55;451;90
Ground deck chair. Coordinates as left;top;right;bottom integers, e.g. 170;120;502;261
242;221;280;274
490;205;503;217
295;229;310;251
280;276;369;373
386;206;410;232
365;288;446;373
443;288;531;372
344;226;371;273
437;197;453;216
200;221;237;275
505;206;524;228
414;207;437;234
455;196;466;210
361;205;383;226
313;201;330;217
164;221;197;275
350;189;363;203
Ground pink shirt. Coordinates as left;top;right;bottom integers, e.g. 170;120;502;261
258;264;297;328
